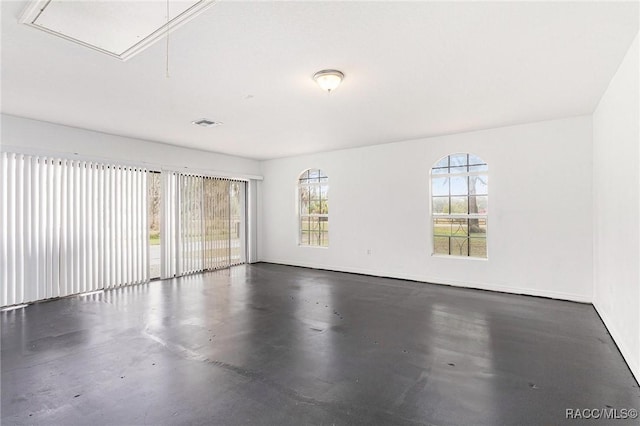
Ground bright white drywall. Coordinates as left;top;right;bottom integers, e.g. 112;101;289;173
0;114;261;178
593;33;640;383
259;116;593;302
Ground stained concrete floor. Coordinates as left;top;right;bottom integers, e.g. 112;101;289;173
2;263;639;425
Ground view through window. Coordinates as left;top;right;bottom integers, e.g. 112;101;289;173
179;176;246;275
431;153;488;258
298;169;329;247
148;171;161;279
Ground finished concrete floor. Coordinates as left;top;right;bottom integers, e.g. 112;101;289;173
2;263;639;425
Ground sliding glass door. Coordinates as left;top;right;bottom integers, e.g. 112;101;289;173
148;171;161;279
1;151;248;307
162;172;246;279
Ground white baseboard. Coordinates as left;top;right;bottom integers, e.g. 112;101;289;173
593;302;640;385
259;259;592;303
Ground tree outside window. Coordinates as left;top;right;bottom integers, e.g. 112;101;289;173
431;154;487;258
298;169;329;247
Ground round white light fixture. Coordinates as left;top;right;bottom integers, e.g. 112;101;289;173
313;69;344;93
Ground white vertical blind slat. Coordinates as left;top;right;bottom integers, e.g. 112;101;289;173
135;168;142;283
189;176;194;274
138;168;145;283
191;175;195;274
52;161;58;297
6;154;16;305
140;171;146;282
178;175;183;275
30;156;37;302
134;168;140;283
80;161;87;293
23;157;32;302
85;162;93;292
174;173;179;276
45;158;52;299
108;165;115;288
185;176;189;274
143;171;149;282
206;177;210;270
116;167;123;287
128;167;133;284
171;172;176;277
136;168;142;283
142;169;147;281
163;172;169;278
59;160;67;297
31;156;37;301
98;165;105;289
6;154;15;305
34;157;42;302
16;155;25;303
0;153;7;306
160;173;167;279
186;176;191;274
123;167;129;287
91;163;99;291
45;158;53;299
239;182;247;264
184;175;189;274
73;160;81;295
190;176;195;274
132;168;137;283
51;160;60;298
128;168;134;284
66;160;74;296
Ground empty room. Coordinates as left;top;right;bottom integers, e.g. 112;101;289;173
1;0;639;424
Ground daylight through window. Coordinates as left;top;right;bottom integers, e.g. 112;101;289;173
298;169;329;247
431;153;488;258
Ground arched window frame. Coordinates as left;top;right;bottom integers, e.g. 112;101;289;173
297;169;329;247
430;153;488;258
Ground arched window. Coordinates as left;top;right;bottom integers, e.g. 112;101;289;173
298;169;329;247
431;153;488;258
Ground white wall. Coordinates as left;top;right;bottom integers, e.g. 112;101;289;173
0;114;261;178
260;116;593;302
593;33;639;383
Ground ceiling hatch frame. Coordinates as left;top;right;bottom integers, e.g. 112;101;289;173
18;0;217;61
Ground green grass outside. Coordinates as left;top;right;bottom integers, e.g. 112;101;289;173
434;235;486;257
150;232;160;246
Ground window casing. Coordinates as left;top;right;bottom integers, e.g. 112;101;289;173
431;153;488;258
298;169;329;247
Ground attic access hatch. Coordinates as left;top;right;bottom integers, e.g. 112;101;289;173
19;0;216;61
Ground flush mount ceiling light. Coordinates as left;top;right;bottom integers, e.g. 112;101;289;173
313;69;344;93
192;119;223;128
19;0;216;61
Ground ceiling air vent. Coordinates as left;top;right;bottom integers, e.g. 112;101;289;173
19;0;216;61
192;119;223;128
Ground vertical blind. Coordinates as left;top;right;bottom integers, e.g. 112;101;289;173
161;171;180;279
161;172;246;279
1;153;248;307
1;152;148;307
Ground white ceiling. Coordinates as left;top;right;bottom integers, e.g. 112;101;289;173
1;1;638;160
22;0;209;59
